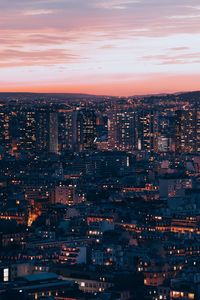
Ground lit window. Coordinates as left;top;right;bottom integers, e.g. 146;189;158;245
3;268;9;282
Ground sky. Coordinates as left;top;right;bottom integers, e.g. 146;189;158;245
0;0;199;96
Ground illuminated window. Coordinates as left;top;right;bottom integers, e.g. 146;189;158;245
3;268;9;282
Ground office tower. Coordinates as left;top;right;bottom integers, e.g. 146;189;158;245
157;113;175;152
49;112;58;154
0;106;11;153
9;109;22;154
58;109;74;152
137;110;158;152
18;110;36;153
35;107;49;153
108;110;137;151
35;107;58;154
73;109;97;151
175;110;196;153
195;109;200;153
96;115;108;141
0;106;36;155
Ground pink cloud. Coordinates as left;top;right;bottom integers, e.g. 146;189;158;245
0;48;80;68
143;52;200;65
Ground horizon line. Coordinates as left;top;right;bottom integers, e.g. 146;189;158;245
0;89;199;98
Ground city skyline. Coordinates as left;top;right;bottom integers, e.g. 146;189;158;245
0;0;200;96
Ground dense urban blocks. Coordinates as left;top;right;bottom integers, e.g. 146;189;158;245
0;92;200;299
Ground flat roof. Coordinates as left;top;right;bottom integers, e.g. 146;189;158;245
22;272;58;282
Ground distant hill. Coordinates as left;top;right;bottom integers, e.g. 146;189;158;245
0;90;199;102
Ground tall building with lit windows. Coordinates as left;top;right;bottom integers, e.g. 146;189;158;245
194;109;200;153
108;110;137;151
137;110;158;152
0;106;37;155
73;109;97;151
18;110;36;153
35;107;49;153
58;109;74;152
35;107;58;154
156;113;175;152
175;110;196;153
0;106;11;153
49;112;58;154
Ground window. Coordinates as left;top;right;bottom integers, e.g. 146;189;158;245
3;268;9;282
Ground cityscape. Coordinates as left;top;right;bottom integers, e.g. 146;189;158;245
0;0;200;299
0;91;200;299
